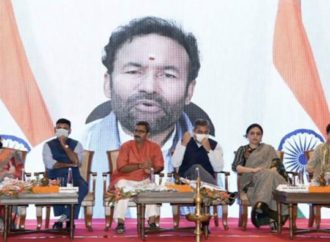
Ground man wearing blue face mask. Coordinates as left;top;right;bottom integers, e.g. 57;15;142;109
42;118;88;230
172;119;224;184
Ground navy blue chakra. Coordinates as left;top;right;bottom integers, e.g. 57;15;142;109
278;129;324;173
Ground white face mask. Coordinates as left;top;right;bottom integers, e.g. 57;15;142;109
55;128;69;138
195;133;209;143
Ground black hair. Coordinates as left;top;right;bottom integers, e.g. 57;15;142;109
56;118;71;128
327;123;330;134
0;136;2;149
245;123;263;136
136;121;150;133
102;16;200;84
194;119;209;128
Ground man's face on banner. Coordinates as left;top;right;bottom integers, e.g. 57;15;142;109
107;34;195;134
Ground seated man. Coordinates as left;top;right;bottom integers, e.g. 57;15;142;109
307;123;330;180
172;119;224;184
110;121;164;234
42;118;88;230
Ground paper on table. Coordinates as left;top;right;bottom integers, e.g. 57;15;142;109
59;187;79;193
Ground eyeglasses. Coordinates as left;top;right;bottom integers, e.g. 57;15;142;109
134;129;147;133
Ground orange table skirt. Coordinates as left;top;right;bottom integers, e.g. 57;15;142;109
32;185;59;193
308;186;330;193
165;184;193;192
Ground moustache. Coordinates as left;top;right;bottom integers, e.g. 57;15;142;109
126;93;169;111
134;135;141;139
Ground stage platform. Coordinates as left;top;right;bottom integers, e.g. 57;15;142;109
3;218;330;242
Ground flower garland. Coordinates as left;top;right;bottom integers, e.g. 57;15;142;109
0;178;32;197
200;187;230;205
104;183;230;205
0;177;62;197
105;188;137;205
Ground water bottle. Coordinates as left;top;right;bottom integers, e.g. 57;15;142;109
150;167;155;184
297;170;304;186
21;168;25;181
325;172;330;186
67;167;73;187
195;167;200;179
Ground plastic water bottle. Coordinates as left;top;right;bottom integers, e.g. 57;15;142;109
325;172;330;186
67;168;73;187
297;170;304;186
21;168;25;181
195;167;200;179
150;167;155;184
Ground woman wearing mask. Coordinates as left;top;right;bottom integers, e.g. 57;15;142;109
232;123;288;231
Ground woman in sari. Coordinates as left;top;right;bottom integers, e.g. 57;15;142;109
307;123;330;181
232;124;288;231
0;137;24;231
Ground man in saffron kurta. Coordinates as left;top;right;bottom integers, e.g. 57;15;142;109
111;121;164;234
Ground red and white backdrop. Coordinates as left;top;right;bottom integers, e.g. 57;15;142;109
1;0;329;218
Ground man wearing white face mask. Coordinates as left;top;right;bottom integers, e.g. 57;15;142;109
42;118;88;230
172;119;224;184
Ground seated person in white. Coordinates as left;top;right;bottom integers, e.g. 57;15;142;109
172;119;224;184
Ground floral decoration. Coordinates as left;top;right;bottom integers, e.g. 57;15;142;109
104;181;230;206
200;187;230;205
105;187;137;205
0;178;32;197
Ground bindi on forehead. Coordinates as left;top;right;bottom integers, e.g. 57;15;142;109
118;34;188;64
